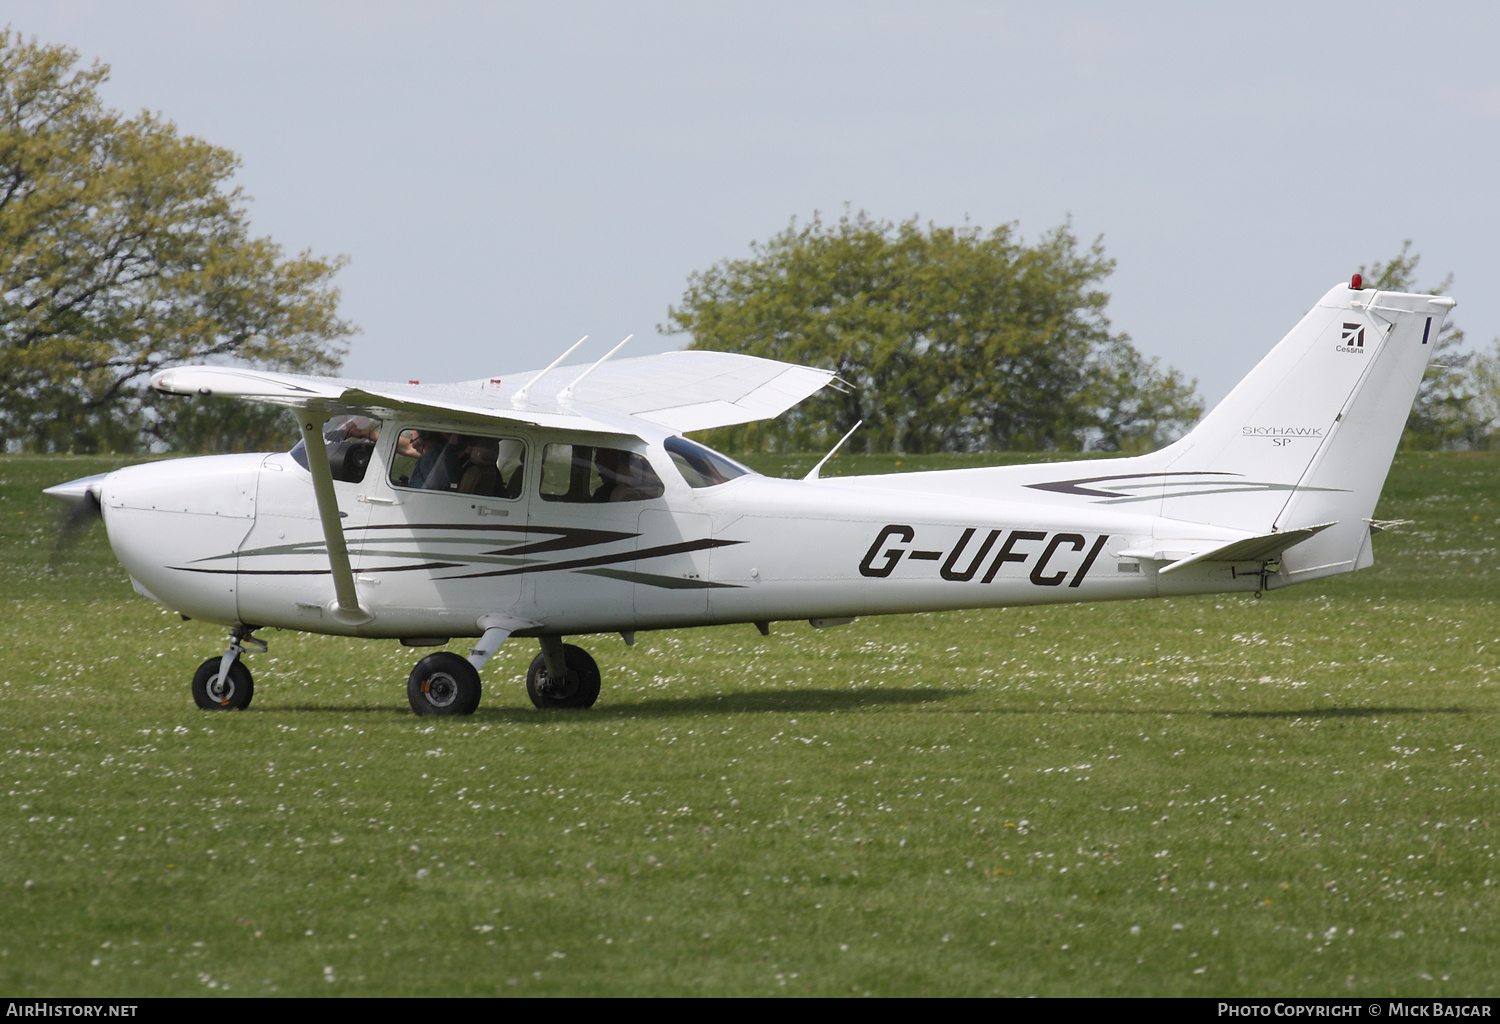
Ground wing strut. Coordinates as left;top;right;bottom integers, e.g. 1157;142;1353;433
297;411;371;624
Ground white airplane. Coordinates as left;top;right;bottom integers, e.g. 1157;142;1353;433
45;277;1452;715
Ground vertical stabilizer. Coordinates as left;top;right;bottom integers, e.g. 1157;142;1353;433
1145;282;1451;580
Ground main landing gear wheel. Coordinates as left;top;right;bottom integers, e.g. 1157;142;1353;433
408;652;482;716
191;657;254;710
526;644;601;709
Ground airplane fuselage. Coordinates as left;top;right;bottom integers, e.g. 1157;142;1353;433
99;436;1260;642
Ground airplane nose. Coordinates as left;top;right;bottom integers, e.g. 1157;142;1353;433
94;454;263;624
43;473;108;563
43;472;109;511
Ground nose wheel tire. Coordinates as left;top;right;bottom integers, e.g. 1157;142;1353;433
526;644;601;709
191;658;254;710
408;652;482;716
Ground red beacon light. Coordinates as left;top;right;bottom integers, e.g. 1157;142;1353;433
1350;273;1363;290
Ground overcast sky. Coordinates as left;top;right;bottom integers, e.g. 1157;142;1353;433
13;1;1500;407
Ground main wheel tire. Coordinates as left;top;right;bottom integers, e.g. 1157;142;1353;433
526;644;601;709
191;657;254;711
407;652;482;716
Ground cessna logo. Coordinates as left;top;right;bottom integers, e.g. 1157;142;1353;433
1337;322;1366;354
859;525;1109;588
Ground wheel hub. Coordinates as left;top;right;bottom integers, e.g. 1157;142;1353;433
207;674;235;704
423;672;459;708
538;668;576;700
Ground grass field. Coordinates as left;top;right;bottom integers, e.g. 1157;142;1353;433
1;450;1497;996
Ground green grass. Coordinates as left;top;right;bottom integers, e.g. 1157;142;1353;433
1;451;1498;996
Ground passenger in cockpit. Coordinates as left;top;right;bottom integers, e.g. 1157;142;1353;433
422;434;470;492
406;431;446;489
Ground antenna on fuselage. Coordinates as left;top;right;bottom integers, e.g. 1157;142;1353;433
513;336;587;404
804;420;863;481
559;334;633;402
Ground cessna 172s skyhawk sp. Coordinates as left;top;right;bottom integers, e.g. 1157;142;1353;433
45;278;1453;715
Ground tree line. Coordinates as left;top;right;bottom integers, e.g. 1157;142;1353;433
4;29;1496;457
670;222;1500;456
664;210;1201;455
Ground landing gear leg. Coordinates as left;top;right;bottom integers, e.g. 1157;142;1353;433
539;635;567;679
527;638;600;709
191;626;262;710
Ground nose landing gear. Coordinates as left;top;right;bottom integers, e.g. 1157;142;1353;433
191;626;264;710
192;658;253;710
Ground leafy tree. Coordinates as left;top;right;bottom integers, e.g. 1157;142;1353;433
0;29;354;453
139;391;302;454
662;210;1200;454
1358;243;1485;450
1468;341;1500;450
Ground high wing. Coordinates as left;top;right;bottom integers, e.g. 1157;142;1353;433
151;350;836;436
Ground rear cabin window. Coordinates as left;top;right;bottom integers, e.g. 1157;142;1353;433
540;444;665;503
388;428;526;499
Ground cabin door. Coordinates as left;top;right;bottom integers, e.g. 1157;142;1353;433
354;427;532;632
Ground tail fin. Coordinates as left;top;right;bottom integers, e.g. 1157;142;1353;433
1146;281;1453;583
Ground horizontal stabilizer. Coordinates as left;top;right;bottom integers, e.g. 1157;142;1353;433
1139;522;1339;575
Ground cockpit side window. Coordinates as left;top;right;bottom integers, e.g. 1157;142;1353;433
388;428;526;499
540;443;665;503
288;415;380;484
663;435;753;488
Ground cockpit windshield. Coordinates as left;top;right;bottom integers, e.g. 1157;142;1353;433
663;436;754;488
288;415;380;483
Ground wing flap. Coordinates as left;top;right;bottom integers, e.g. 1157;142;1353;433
518;353;833;430
631;362;833;431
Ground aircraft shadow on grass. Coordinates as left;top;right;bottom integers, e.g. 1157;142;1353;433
268;695;1469;722
278;686;968;719
974;704;1473;720
1205;705;1469;719
952;704;1472;720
